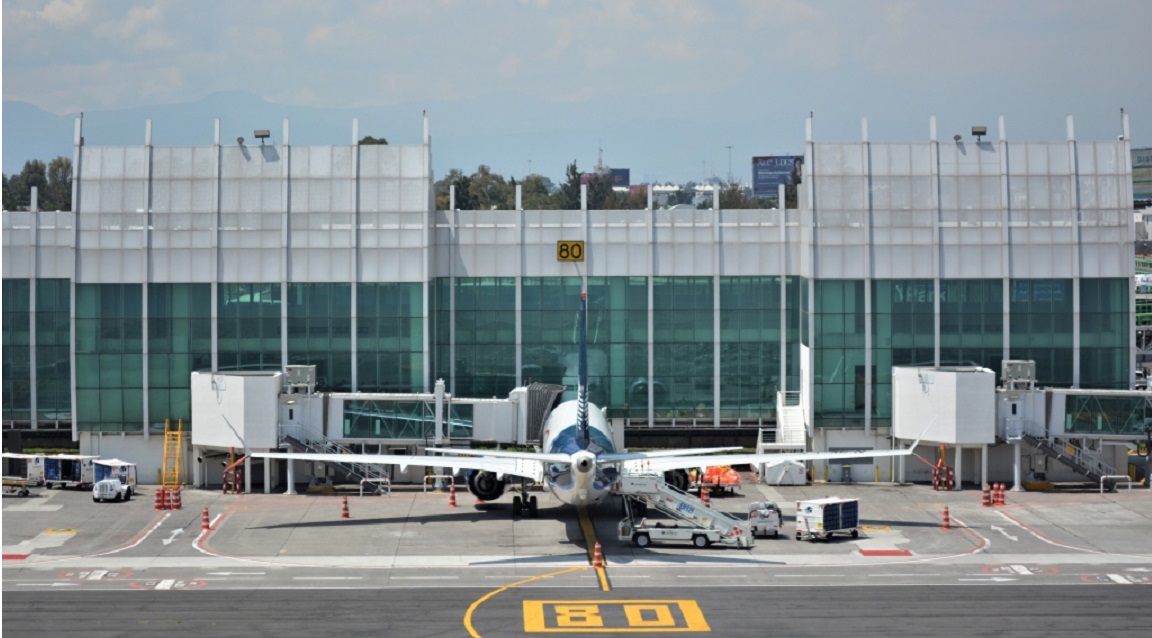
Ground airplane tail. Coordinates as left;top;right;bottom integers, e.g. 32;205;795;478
577;291;590;448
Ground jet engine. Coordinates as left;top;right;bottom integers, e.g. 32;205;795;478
466;470;506;501
664;469;689;492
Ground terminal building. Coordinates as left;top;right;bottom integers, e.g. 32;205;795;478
3;113;1149;489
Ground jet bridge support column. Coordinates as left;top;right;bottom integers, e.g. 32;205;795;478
980;444;988;488
1012;440;1023;492
285;457;297;495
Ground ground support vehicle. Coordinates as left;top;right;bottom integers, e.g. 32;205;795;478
747;501;781;537
615;473;753;548
91;459;137;502
691;466;742;495
2;453;45;486
795;496;859;541
2;477;32;497
44;454;97;490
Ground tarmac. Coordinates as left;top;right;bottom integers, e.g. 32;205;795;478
5;475;1152;590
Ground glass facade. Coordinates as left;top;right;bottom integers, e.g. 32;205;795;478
343;398;472;440
653;277;713;419
811;280;866;428
1063;394;1150;436
218;283;282;373
719;276;797;419
75;283;144;432
434;277;516;399
1009;279;1074;387
2;279;31;422
148;283;212;429
357;283;424;393
287;283;352;392
36;279;72;422
1079;278;1129;390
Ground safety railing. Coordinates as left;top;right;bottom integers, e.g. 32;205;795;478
1100;475;1134;494
423;474;453;492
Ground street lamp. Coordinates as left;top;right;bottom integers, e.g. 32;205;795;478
726;145;733;183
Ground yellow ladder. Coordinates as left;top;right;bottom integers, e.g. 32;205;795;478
161;419;183;488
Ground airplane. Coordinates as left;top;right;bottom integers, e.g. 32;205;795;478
252;292;923;517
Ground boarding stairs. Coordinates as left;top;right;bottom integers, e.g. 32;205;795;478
1020;433;1121;490
616;473;754;547
279;424;391;494
758;391;807;453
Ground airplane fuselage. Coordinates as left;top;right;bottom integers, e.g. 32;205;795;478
539;400;618;508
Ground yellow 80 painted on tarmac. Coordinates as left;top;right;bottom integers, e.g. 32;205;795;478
523;599;709;633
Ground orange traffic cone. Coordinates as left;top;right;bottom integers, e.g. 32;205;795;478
993;483;1004;506
700;486;711;508
341;495;350;519
153;490;163;511
201;506;211;531
942;505;951;530
982;483;992;507
448;481;458;508
592;541;604;568
171;487;182;510
160;488;171;511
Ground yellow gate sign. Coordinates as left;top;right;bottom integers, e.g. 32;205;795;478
556;240;585;262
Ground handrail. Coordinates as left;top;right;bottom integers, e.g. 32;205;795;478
1100;474;1134;494
360;477;391;497
423;474;453;492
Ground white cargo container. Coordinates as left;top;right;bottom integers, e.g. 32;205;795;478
795;496;859;541
2;452;45;486
44;454;98;489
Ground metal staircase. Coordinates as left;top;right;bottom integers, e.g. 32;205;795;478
758;391;807;453
616;473;754;547
1020;433;1121;490
279;423;391;494
161;419;183;488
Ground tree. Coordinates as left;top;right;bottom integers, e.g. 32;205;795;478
358;135;388;145
434;168;474;210
584;172;617;210
520;174;557;209
43;156;73;211
558;161;582;210
468;165;512;210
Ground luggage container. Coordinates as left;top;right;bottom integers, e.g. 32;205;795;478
795;496;859;541
2;452;45;486
2;477;32;497
44;454;98;490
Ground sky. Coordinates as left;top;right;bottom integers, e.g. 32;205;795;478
3;0;1151;184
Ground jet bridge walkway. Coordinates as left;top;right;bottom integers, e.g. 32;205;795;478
615;473;754;548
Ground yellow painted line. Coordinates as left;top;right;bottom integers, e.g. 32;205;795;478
577;506;611;592
860;525;891;531
463;567;587;638
46;529;77;535
523;599;710;633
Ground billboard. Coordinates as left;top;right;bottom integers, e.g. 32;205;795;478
1134;148;1152;203
752;155;802;198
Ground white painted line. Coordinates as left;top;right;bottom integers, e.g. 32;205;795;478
676;573;749;579
156;579;176;590
1107;574;1131;584
392;576;460;580
292;576;364;580
87;570;108;581
1009;565;1032;575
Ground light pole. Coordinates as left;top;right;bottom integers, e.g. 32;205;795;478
726;146;733;183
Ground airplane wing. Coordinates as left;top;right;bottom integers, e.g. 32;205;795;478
597;448;741;464
251;452;543;482
615;448;919;474
427;447;572;464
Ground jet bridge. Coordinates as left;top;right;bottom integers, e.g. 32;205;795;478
615;473;754;548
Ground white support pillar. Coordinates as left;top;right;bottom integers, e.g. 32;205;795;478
980;444;988;488
285;459;297;495
263;458;271;494
954;445;963;491
1012;441;1024;491
244;456;252;495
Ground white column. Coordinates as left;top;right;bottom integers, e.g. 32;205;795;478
954;445;963;491
244;456;252;494
1012;441;1023;491
285;459;297;495
263;458;271;494
980;444;988;487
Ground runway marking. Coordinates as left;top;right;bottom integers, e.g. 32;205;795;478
87;513;171;557
292;576;363;580
523;600;709;633
860;549;912;557
576;506;610;592
995;510;1104;553
463;566;588;638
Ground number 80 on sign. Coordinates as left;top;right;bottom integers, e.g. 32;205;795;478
556;241;584;262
